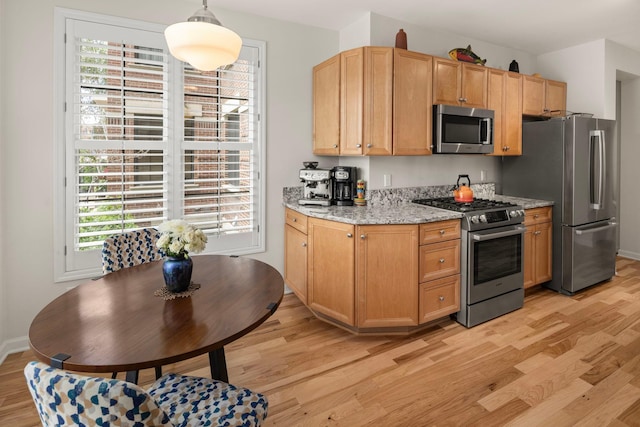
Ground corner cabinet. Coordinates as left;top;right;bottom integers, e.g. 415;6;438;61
312;47;433;156
432;57;488;109
488;69;523;156
523;207;553;288
284;210;461;334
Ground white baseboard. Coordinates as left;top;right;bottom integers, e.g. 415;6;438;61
0;336;30;365
618;250;640;261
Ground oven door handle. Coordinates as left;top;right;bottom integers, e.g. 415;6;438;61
472;226;526;241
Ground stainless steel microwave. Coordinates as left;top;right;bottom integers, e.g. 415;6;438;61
433;104;494;154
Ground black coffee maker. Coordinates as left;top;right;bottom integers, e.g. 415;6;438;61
331;166;357;206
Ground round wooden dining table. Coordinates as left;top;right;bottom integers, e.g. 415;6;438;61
29;255;284;383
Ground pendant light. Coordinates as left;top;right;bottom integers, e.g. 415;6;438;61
164;0;242;71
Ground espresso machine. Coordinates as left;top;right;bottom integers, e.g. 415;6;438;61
332;166;357;206
298;163;332;206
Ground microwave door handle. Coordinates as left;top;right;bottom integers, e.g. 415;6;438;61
589;130;605;209
472;226;525;241
480;118;492;144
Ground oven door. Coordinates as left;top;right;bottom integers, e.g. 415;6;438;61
466;225;524;304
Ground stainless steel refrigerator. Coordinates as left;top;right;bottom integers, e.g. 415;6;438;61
502;116;618;294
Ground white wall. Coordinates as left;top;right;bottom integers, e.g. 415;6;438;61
0;0;336;357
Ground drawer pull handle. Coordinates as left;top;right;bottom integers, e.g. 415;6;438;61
439;296;445;301
347;233;353;238
534;214;539;219
439;230;445;235
439;258;445;263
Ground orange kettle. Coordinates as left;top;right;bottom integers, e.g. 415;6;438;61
452;174;474;203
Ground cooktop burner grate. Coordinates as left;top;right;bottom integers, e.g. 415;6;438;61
412;197;519;213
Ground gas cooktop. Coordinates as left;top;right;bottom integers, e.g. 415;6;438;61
413;197;525;231
412;197;518;213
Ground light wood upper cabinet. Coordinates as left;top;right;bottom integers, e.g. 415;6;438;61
488;69;522;156
313;47;433;156
433;57;488;109
356;224;419;328
522;75;566;117
523;207;553;288
307;217;356;326
393;49;433;155
312;55;340;155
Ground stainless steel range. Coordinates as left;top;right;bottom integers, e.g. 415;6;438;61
413;197;526;327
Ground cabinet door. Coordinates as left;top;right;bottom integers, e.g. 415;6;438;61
523;226;535;289
487;69;505;154
534;221;553;284
285;224;307;303
546;80;567;117
363;47;393;155
432;57;461;106
313;55;340;155
460;63;488;108
522;75;545;116
393;49;433;156
308;218;355;326
340;48;364;155
356;225;419;328
503;71;523;155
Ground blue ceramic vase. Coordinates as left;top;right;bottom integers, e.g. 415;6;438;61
162;256;193;293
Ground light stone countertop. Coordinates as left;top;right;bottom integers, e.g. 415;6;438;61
283;186;553;225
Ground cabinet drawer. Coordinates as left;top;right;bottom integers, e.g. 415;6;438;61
419;220;461;244
285;208;308;234
419;275;460;323
524;206;552;226
419;239;461;282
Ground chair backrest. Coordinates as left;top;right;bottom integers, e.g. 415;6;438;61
101;228;164;274
24;361;172;426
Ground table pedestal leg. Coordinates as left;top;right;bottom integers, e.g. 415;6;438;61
208;348;228;382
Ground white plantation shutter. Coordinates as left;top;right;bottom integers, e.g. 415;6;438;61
58;12;264;277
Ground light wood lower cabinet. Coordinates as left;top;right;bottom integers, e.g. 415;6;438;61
356;224;419;328
286;210;461;333
307;217;356;326
523;207;553;288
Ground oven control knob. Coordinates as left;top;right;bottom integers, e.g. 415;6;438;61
510;210;521;218
479;214;487;223
470;215;480;224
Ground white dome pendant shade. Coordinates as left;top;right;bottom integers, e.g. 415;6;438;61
164;0;242;71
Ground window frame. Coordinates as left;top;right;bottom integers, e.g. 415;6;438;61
53;8;266;282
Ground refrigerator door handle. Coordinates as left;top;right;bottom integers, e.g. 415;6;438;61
575;221;617;235
589;130;606;210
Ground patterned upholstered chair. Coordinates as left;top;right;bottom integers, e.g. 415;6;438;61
101;228;164;275
24;361;269;427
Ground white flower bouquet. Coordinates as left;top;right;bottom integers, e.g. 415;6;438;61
156;220;208;259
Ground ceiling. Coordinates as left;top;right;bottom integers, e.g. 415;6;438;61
212;0;640;56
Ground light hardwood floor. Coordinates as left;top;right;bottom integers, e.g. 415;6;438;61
2;257;640;426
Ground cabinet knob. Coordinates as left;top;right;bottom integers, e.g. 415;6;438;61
302;242;307;247
439;296;445;301
347;233;353;238
534;230;541;235
356;144;362;148
439;230;445;235
367;144;373;148
292;218;297;222
333;144;338;148
360;234;366;240
459;97;467;103
439;258;445;263
534;214;539;219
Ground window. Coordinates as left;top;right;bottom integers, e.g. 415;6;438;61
54;9;265;280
